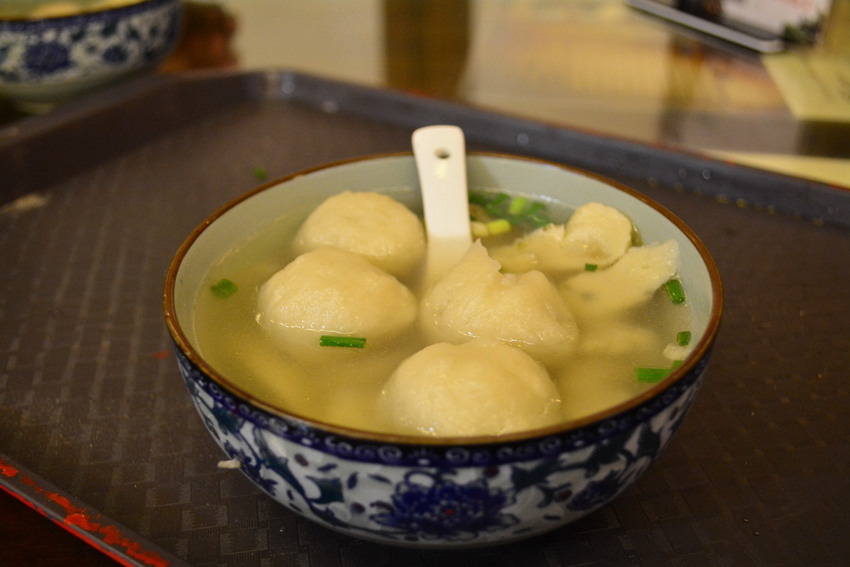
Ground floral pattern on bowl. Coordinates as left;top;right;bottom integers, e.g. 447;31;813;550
175;342;710;547
0;0;182;106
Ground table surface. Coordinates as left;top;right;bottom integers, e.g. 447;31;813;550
1;2;849;565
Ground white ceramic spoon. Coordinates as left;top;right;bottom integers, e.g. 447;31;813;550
412;125;473;289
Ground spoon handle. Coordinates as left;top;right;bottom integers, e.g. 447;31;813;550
412;125;473;284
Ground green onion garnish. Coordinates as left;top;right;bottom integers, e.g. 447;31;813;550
211;278;238;299
319;335;366;348
635;360;683;383
507;196;527;215
664;278;686;304
677;331;691;346
485;219;512;235
484;193;511;217
527;214;552;227
631;224;643;247
584;263;598;272
525;202;552;227
635;367;671;383
253;166;268;180
469;191;552;228
526;202;546;214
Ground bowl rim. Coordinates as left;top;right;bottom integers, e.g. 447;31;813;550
163;151;723;447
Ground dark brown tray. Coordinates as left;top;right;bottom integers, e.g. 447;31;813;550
2;70;849;567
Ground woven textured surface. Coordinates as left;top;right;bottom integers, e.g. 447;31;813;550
1;95;849;566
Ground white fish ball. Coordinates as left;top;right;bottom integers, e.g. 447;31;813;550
381;339;561;437
257;246;417;351
293;191;426;280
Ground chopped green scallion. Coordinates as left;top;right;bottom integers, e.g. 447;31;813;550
252;166;268;180
210;278;238;299
526;202;546;214
635;360;684;383
468;192;490;206
584;263;598;272
319;335;366;348
664;278;686;304
484;193;511;216
524;202;552;226
635;367;670;383
507;196;527;215
527;214;552;227
485;219;512;235
677;331;692;346
630;224;643;247
468;191;552;229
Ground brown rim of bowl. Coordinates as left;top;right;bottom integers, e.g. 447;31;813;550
163;151;723;447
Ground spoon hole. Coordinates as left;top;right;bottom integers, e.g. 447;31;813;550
435;147;451;159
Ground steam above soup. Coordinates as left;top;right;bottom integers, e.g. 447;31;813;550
193;189;692;437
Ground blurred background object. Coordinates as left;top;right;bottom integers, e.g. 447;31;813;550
383;0;470;98
159;1;236;71
0;0;183;113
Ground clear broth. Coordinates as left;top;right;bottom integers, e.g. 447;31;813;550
193;191;691;435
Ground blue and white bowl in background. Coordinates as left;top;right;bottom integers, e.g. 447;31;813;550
0;0;182;110
164;153;724;548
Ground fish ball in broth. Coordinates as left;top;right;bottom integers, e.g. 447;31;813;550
381;339;561;437
257;246;417;352
292;191;426;280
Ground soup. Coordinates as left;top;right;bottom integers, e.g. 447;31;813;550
193;188;692;437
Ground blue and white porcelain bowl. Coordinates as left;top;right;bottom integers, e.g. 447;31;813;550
164;153;723;548
0;0;182;109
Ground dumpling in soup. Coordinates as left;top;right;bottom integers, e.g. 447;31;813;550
491;202;633;279
561;240;679;318
292;191;426;280
578;320;660;358
381;339;561;436
420;241;579;366
257;246;417;351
